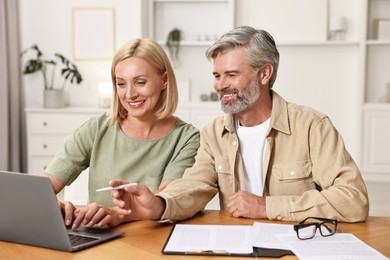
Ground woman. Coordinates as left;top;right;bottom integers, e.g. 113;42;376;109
42;38;200;229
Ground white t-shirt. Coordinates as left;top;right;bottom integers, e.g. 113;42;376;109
236;118;270;196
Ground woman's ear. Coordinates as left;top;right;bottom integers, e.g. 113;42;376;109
162;72;168;89
259;63;274;85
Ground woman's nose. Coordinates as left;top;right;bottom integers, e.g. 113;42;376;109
126;86;137;99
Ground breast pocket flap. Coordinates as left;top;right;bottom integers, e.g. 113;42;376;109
273;161;312;181
215;157;231;175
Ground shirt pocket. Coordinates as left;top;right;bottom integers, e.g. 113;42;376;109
214;156;232;175
214;157;233;198
270;160;315;195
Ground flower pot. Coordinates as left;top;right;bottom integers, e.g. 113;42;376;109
44;89;66;108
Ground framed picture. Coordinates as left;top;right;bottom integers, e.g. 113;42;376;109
73;8;115;60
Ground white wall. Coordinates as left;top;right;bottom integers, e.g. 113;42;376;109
20;0;143;108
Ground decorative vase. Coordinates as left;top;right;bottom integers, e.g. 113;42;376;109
44;89;66;108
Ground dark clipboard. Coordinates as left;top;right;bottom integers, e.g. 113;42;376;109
161;224;294;257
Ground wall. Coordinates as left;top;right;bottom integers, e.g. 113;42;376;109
19;0;143;108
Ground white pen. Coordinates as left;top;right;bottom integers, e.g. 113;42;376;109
96;183;137;192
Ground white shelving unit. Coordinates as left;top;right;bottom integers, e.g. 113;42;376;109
361;0;390;181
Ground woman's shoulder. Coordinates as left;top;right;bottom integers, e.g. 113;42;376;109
74;112;113;133
175;117;200;134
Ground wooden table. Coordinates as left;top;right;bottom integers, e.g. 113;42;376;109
1;210;389;259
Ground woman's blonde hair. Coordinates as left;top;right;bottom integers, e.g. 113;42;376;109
110;38;178;125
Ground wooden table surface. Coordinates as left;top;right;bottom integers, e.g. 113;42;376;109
1;210;389;259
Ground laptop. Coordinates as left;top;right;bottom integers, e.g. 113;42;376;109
0;171;123;252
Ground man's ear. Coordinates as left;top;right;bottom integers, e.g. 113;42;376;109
259;63;274;85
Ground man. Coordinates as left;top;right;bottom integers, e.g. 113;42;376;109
110;26;369;223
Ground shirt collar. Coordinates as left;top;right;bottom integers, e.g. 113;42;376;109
221;90;291;136
269;90;291;135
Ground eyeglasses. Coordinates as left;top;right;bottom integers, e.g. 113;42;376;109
293;217;338;240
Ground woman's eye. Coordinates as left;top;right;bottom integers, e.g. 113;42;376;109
116;82;125;88
136;80;146;86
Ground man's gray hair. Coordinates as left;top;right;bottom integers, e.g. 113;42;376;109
206;26;280;88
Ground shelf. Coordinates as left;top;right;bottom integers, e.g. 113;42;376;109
276;41;360;47
158;40;360;47
363;103;390;110
25;106;110;113
153;0;229;2
157;40;216;47
366;40;390;45
178;101;220;108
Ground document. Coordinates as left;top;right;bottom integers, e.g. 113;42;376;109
249;222;295;250
162;224;253;255
279;233;388;260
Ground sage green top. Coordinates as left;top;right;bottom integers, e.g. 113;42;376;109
46;113;200;206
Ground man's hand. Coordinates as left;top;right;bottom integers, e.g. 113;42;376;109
227;191;267;219
110;179;165;221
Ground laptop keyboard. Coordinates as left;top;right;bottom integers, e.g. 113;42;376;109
69;234;99;247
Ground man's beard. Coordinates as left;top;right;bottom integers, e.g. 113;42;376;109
219;76;260;114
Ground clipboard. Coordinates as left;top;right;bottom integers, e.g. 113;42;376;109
161;224;294;257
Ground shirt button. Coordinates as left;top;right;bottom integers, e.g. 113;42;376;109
290;171;295;176
277;216;282;220
218;165;222;170
232;141;237;145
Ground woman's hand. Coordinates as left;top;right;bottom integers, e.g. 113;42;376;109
57;200;76;227
71;203;127;229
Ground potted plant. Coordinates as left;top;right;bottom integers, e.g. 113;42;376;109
166;28;181;68
21;44;83;108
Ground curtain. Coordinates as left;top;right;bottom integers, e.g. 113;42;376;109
0;0;27;172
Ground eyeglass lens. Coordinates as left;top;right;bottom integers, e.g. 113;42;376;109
297;222;336;239
297;225;317;239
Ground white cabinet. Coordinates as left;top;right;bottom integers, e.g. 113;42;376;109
362;105;390;181
25;107;106;204
361;0;390;181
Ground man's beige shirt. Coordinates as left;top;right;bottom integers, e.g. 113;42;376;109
158;91;369;222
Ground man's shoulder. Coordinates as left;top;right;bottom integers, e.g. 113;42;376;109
201;114;230;136
287;102;327;120
273;91;327;120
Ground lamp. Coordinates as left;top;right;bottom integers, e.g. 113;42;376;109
98;81;113;108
